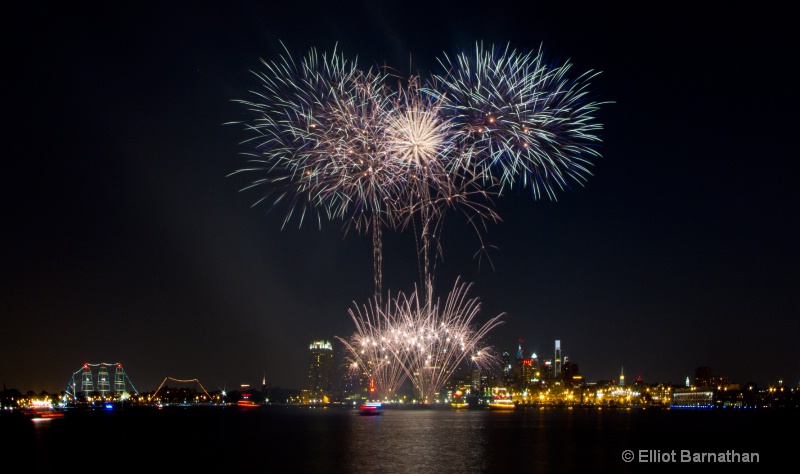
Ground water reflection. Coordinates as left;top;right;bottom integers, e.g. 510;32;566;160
344;409;488;473
8;405;793;471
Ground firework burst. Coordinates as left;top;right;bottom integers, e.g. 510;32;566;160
229;43;399;229
427;42;606;199
338;293;410;402
231;42;607;403
230;52;503;297
337;277;504;402
382;79;502;286
230;42;606;345
229;44;408;299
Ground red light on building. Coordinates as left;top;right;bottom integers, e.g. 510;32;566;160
369;379;375;393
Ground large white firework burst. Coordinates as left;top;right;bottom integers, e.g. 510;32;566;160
230;41;606;318
229;43;400;229
428;42;606;199
229;44;409;300
381;79;502;285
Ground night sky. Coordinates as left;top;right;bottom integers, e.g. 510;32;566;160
3;1;798;395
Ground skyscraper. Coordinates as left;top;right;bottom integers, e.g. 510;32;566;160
554;340;562;379
501;351;512;388
512;340;524;389
308;341;334;403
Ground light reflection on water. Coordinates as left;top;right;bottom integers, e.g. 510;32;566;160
7;405;792;471
342;409;489;473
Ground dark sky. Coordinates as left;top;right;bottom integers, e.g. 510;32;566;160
3;1;798;394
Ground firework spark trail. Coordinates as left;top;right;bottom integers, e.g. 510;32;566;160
229;43;366;228
231;44;604;398
339;278;504;402
337;292;409;401
383;78;460;286
230;48;510;297
427;42;606;199
229;43;407;300
384;78;503;287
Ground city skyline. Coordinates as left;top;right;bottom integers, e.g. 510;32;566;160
3;2;797;395
5;335;789;396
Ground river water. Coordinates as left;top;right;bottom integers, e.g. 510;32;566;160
3;404;791;472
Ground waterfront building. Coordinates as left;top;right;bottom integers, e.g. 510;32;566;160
672;386;714;408
307;340;334;403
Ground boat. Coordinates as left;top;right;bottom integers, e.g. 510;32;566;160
22;407;66;419
237;400;259;408
237;391;260;407
450;392;468;409
359;402;383;416
487;398;517;410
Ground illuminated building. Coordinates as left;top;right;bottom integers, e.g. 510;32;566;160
512;340;524;388
501;351;511;387
620;366;625;387
530;353;540;382
542;360;553;381
308;341;334;403
520;354;540;388
671;386;714;408
554;340;562;379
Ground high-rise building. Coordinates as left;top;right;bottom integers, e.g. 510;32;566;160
619;366;625;386
563;360;582;388
542;360;553;381
554;340;562;379
501;351;512;388
308;341;334;402
512;340;524;388
520;357;535;388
